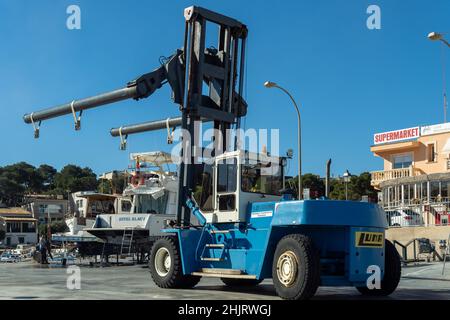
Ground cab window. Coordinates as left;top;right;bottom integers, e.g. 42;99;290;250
241;157;283;195
193;163;214;212
217;158;237;193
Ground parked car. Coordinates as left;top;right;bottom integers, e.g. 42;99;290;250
13;244;34;257
0;252;22;263
386;209;423;227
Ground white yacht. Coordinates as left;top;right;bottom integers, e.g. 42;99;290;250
85;151;177;251
50;151;177;260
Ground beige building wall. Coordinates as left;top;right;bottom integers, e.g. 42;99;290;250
376;133;450;174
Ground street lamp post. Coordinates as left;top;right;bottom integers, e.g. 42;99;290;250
343;170;351;200
428;32;449;123
264;81;302;199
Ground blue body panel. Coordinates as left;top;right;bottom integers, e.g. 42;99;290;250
165;199;387;287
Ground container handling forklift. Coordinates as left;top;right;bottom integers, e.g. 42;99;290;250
23;5;400;299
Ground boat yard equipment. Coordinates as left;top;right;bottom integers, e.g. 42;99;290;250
23;5;400;299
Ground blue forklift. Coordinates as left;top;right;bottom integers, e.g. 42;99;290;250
23;6;400;300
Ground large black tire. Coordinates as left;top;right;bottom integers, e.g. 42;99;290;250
149;237;201;289
356;239;401;296
272;234;320;300
221;278;263;287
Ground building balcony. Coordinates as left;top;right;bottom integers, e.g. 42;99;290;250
371;166;421;188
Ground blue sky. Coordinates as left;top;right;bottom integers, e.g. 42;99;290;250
0;0;448;178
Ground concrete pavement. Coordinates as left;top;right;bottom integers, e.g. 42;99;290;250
0;260;449;300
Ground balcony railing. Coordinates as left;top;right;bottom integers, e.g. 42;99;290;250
371;166;420;187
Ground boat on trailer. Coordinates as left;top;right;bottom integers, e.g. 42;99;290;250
83;151;178;262
52;191;133;256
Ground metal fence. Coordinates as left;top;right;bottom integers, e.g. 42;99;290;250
383;200;450;227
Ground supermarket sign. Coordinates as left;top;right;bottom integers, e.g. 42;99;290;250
373;126;420;145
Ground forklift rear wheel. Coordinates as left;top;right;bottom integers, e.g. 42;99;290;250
272;234;320;300
221;278;263;287
356;239;401;296
149;237;201;289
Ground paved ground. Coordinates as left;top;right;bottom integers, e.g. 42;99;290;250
0;260;449;300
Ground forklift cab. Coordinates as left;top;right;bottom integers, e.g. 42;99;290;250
194;150;285;224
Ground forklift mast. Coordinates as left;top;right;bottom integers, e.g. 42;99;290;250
177;6;248;227
23;6;248;227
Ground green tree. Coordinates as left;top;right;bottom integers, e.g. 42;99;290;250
111;171;126;194
351;172;378;201
329;172;377;201
287;173;325;199
38;164;57;191
0;176;25;206
1;162;43;193
53;165;98;195
329;178;350;200
38;221;69;236
302;173;325;198
98;179;112;194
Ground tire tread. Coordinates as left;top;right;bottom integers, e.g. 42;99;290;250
149;236;201;289
272;234;320;300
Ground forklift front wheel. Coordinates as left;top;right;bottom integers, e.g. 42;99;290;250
272;234;320;300
149;237;201;289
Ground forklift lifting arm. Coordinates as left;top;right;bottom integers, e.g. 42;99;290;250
22;50;185;134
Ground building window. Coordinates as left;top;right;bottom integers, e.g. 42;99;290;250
421;182;428;200
76;200;84;209
121;201;132;213
22;222;36;233
393;154;413;169
18;237;25;244
427;143;436;162
7;222;21;233
39;204;64;215
430;181;440;199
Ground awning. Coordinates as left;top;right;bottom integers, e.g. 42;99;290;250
123;186;165;198
3;217;37;222
129;151;178;165
77;193;118;201
370;141;421;156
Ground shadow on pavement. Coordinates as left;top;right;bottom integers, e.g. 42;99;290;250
402;276;450;282
194;284;278;297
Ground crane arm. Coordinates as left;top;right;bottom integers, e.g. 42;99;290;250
22;50;185;128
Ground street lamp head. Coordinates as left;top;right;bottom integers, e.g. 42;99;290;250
343;169;351;182
264;81;277;88
428;32;443;41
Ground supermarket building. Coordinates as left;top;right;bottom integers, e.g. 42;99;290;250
371;122;450;227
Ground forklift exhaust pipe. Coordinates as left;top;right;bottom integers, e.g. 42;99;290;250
325;159;332;198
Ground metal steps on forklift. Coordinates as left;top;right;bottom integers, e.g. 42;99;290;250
205;244;225;248
210;230;231;234
192;268;257;279
201;257;223;262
